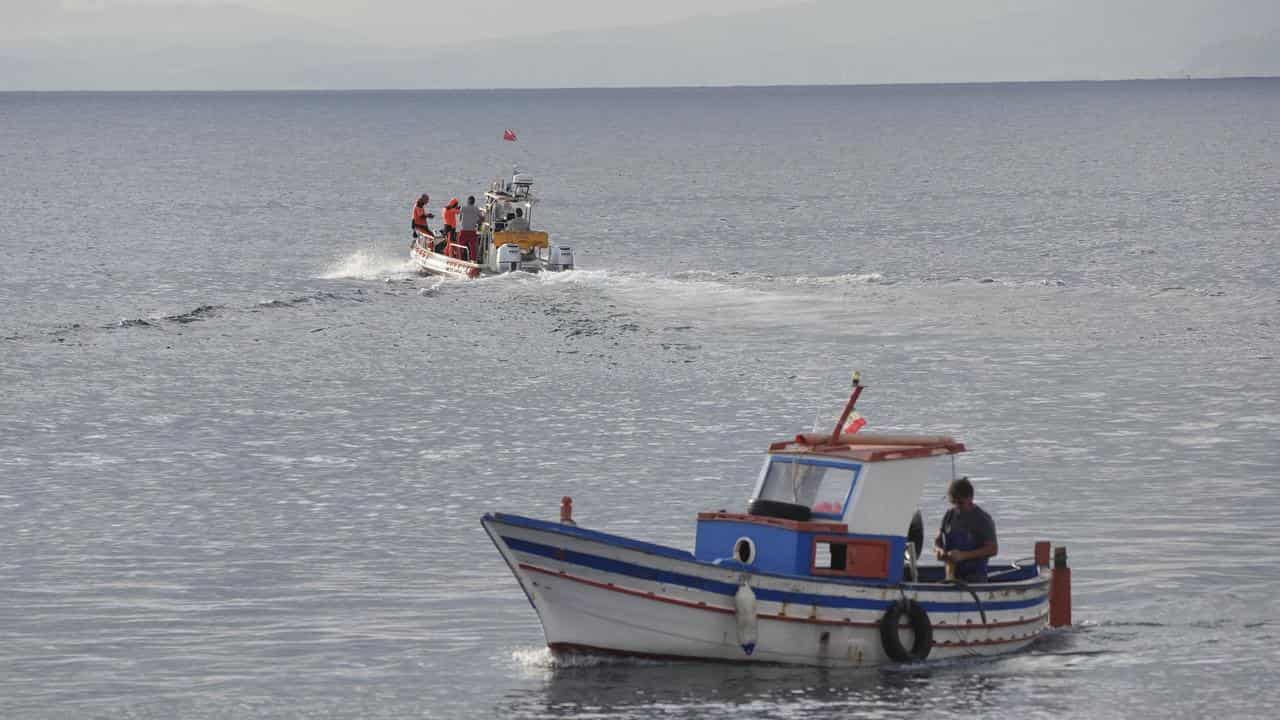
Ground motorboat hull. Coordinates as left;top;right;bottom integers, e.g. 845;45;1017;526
409;237;570;279
483;512;1050;667
410;238;482;279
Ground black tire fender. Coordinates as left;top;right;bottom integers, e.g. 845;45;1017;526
879;598;933;662
907;510;924;559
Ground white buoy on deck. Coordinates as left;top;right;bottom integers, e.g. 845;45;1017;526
734;581;758;655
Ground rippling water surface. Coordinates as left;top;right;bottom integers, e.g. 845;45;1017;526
2;81;1279;718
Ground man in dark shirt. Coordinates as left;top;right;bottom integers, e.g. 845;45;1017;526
933;477;998;582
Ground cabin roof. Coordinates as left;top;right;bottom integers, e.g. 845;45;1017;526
767;432;966;463
484;191;538;203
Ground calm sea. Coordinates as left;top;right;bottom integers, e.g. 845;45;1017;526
2;80;1278;719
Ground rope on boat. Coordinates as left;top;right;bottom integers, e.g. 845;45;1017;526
953;580;989;626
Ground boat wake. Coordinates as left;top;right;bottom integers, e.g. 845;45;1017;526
97;304;230;331
252;291;370;311
529;269;889;332
319;248;418;281
84;291;371;336
673;269;892;287
164;304;224;324
511;646;660;671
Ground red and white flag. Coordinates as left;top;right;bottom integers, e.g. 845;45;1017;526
842;412;867;435
502;129;518;142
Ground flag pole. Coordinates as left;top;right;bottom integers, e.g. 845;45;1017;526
830;371;864;443
502;128;544;171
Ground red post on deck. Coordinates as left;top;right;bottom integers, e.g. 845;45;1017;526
1035;541;1051;568
1050;546;1072;627
560;496;574;525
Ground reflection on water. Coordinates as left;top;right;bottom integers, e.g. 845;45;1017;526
497;646;1080;719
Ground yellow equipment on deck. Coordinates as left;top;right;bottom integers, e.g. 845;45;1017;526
493;230;549;252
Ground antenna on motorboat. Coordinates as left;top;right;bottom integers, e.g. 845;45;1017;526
830;371;863;443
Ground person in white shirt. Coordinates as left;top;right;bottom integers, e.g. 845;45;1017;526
457;196;483;261
505;207;530;232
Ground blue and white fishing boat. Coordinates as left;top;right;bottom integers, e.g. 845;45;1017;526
482;375;1072;667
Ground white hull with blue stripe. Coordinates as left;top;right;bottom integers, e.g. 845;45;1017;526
483;377;1065;667
483;512;1050;667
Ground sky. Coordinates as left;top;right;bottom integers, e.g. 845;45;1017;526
2;0;1277;89
262;0;808;41
4;0;812;44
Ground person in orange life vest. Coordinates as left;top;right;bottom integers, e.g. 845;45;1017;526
933;476;998;582
457;195;483;263
441;198;461;249
411;194;435;237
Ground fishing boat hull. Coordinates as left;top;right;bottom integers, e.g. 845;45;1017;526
483;512;1051;667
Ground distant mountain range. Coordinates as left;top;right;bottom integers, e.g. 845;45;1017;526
2;0;1278;90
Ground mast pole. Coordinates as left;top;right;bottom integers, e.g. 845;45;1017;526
830;371;864;443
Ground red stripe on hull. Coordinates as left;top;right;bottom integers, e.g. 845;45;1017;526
519;562;1048;639
549;642;747;664
523;563;734;615
411;245;481;279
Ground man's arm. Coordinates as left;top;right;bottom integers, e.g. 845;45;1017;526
946;514;998;562
943;540;997;563
933;511;950;560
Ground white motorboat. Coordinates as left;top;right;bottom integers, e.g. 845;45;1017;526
410;170;574;279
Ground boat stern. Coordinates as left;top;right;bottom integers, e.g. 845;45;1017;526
410;237;482;279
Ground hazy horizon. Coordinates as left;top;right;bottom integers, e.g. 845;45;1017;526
3;0;1279;90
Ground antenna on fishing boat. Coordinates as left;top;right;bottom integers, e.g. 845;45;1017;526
830;370;864;443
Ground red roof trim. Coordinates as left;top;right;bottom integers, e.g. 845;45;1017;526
767;433;966;462
696;512;847;534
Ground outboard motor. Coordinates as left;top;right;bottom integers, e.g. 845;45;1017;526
548;245;574;271
495;243;522;273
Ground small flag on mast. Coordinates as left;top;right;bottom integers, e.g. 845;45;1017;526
503;129;518;142
842;412;867;435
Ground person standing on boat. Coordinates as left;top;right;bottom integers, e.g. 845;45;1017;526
441;198;461;249
505;207;530;232
411;194;435;239
934;477;998;582
457;195;483;263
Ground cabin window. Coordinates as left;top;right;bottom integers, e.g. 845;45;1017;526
757;459;856;517
813;541;842;570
